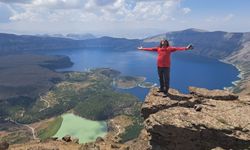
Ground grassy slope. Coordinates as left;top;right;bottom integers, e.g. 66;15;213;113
119;102;144;143
38;117;63;140
0;55;72;121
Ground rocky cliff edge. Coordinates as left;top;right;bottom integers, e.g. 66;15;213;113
141;87;250;150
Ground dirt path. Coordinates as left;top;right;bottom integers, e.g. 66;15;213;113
8;96;51;140
110;119;122;137
9;119;38;140
24;124;38;140
39;96;50;112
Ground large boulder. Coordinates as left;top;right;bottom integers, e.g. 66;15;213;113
62;135;72;142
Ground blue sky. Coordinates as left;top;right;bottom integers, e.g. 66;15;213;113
0;0;249;38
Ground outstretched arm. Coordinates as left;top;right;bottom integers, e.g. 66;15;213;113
137;46;158;51
169;47;188;52
169;44;193;52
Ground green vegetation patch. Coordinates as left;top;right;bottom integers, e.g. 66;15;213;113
120;115;144;143
17;68;141;124
120;123;143;143
74;91;139;120
38;116;63;140
114;76;145;89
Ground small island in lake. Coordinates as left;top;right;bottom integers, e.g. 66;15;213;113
114;76;146;89
138;82;157;88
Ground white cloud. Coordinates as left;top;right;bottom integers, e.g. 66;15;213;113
5;0;182;22
30;0;87;9
0;0;194;37
223;13;234;21
0;0;31;4
182;7;191;14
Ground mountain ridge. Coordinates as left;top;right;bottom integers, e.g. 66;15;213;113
0;28;248;59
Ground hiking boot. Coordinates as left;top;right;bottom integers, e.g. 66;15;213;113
157;90;164;93
163;92;169;98
157;88;164;93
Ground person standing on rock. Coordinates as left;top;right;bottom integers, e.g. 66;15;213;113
138;40;193;97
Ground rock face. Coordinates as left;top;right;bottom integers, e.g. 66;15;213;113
141;88;192;119
62;135;72;142
0;141;9;150
189;86;239;100
141;87;250;150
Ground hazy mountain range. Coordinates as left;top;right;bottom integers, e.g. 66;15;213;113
37;33;96;40
1;28;250;61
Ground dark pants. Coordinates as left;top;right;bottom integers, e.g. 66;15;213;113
158;67;170;93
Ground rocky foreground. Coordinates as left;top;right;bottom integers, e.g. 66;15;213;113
4;87;250;150
141;87;250;150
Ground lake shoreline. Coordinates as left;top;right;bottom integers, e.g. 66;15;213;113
220;59;249;93
220;59;243;91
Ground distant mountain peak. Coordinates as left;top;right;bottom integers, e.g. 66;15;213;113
65;33;96;40
182;28;208;32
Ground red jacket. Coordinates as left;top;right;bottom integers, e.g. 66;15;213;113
141;46;188;67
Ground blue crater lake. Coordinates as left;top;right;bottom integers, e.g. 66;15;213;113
42;48;239;100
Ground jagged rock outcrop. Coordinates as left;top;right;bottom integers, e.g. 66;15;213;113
141;87;250;150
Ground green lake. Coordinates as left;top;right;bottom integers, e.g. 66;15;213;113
54;113;107;143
